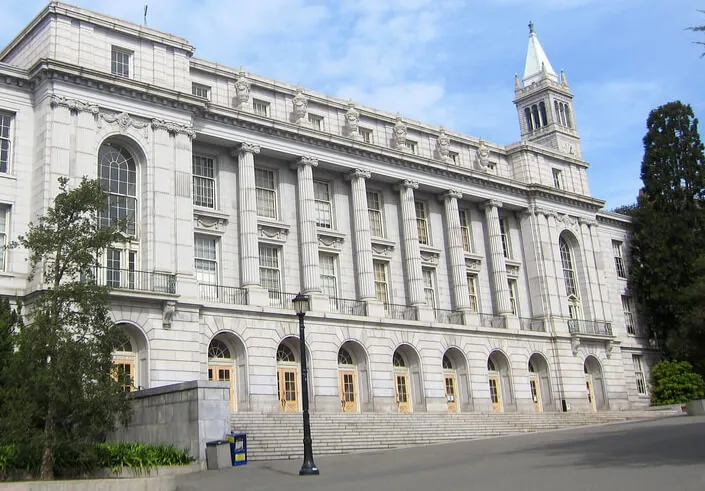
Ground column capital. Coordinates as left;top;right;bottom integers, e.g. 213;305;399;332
295;155;319;168
480;199;503;211
232;142;261;157
439;189;463;202
519;207;533;219
396;179;419;191
345;168;371;181
579;217;598;228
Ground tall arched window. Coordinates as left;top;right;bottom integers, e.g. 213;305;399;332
560;236;581;318
524;108;534;132
539;102;548;127
99;142;137;236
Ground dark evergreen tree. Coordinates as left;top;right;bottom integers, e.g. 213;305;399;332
630;101;705;375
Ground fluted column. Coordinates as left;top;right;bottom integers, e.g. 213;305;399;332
440;190;470;310
578;218;598;320
481;200;512;315
397;180;425;306
236;143;261;287
346;169;376;301
583;218;609;321
296;156;321;294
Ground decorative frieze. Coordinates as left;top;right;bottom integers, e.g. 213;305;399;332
151;118;196;139
98;111;149;133
257;222;290;244
49;94;99;114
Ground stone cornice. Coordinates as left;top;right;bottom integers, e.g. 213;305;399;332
0;63;30;89
50;94;99;114
596;211;633;229
151;118;196;139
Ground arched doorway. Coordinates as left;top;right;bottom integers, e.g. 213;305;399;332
338;347;357;413
276;338;300;412
528;354;552;413
584;356;607;412
112;323;149;391
442;348;471;413
487;351;513;413
392;344;424;413
208;333;248;412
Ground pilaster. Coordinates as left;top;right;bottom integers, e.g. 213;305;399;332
295;156;321;295
440;190;470;311
396;180;425;306
480;200;512;315
345;168;376;301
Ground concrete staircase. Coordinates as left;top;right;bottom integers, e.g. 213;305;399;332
230;410;680;461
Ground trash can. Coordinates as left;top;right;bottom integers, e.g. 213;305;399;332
226;432;248;466
206;440;232;470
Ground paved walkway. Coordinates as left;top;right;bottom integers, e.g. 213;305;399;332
177;415;705;491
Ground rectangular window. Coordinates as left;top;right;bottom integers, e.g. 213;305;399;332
253;99;270;117
622;295;636;335
552;168;563;189
0;205;7;271
632;355;647;395
373;261;389;304
259;245;282;301
415;201;429;245
319;253;337;299
467;273;478;313
106;248;135;288
423;268;436;308
308;113;324;130
194;236;218;285
192;83;211;100
499;218;512;259
405;140;418;155
359;127;373;144
0;112;12;173
508;279;518;315
314;180;333;229
255;168;277;219
192;155;216;208
613;240;627;278
459;209;472;253
367;191;385;238
111;47;131;78
449;151;459;165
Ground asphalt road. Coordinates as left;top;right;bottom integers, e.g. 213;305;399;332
177;415;705;491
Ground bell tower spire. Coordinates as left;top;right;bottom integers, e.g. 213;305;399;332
514;22;581;157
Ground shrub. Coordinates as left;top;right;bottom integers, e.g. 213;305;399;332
650;359;705;406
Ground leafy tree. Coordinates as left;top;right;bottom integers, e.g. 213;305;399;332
650;359;705;405
3;177;131;479
630;101;705;374
611;203;636;217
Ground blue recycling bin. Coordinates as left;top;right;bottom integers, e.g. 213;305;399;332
226;432;247;466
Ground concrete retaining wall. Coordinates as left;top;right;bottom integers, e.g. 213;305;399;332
0;476;175;491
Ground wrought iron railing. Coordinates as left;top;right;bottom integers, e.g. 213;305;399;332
384;303;417;321
435;309;464;325
329;297;367;316
199;284;248;305
268;290;298;309
568;319;613;336
520;317;546;332
478;313;507;329
87;266;176;294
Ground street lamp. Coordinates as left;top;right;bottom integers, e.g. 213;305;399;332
292;292;319;476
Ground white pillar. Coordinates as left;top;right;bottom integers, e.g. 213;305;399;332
295;156;321;294
584;218;610;322
397;180;425;306
346;169;376;301
236;143;261;288
481;199;512;315
440;190;470;311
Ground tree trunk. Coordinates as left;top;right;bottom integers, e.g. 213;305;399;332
40;405;54;480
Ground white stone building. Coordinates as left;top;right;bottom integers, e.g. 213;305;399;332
0;2;657;415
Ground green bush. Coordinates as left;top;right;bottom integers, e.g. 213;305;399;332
650;359;705;406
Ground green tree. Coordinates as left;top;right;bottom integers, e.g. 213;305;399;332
688;10;705;57
650;359;705;405
5;177;131;479
611;203;636;217
630;101;705;374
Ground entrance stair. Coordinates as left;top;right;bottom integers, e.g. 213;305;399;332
230;409;681;461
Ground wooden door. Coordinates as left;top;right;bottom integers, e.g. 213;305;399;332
209;365;235;411
445;374;458;413
488;375;503;413
339;370;357;413
112;359;135;392
277;368;299;412
586;376;596;412
395;373;412;413
529;375;542;413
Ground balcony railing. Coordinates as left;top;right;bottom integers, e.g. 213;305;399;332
384;303;417;321
268;290;298;309
329;297;367;316
88;266;176;294
435;309;464;325
199;284;248;305
520;317;546;332
568;319;613;336
478;313;507;329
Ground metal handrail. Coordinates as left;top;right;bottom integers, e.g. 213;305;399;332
477;313;507;329
519;317;546;332
199;284;248;305
567;319;613;336
329;297;367;316
87;266;176;294
268;290;299;309
384;303;417;321
435;309;464;325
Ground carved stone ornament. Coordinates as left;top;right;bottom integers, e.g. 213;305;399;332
292;87;308;124
151;119;196;139
50;95;99;115
344;101;360;138
371;242;394;256
436;127;450;160
441;189;462;202
392;114;407;150
474;138;496;173
258;223;289;241
420;250;439;265
194;214;227;232
234;142;261;156
397;179;419;191
234;69;251;107
98;111;149;133
345;168;371;181
557;213;579;233
506;264;520;278
465;258;481;272
571;336;580;356
318;234;344;249
163;300;176;329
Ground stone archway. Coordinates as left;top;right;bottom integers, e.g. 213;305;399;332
528;353;553;412
442;348;472;413
392;344;425;413
487;350;514;413
208;332;248;412
337;341;372;413
112;322;149;391
584;355;608;411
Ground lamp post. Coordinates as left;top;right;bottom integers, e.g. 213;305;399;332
292;292;319;476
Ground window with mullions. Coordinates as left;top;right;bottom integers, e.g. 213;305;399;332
259;245;281;298
459;209;473;252
499;218;511;259
612;240;627;279
632;355;647;395
559;237;578;298
319;253;338;299
416;201;430;245
0;112;12;173
423;268;436;308
373;261;389;304
0;205;7;271
192;155;216;208
622;295;636;335
111;47;131;78
467;273;479;312
99;142;137;236
314;180;333;229
508;278;518;315
367;191;384;238
255;168;277;219
194;236;218;285
106;248;136;289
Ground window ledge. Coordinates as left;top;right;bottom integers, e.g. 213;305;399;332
257;219;290;245
194;208;230;234
505;258;522;277
317;228;346;251
464;253;483;272
419;245;441;266
371;236;395;258
0;173;16;181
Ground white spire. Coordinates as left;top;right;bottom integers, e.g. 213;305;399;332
522;21;557;85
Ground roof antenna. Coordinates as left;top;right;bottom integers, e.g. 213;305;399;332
143;3;148;25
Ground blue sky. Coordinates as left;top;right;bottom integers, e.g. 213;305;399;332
1;0;703;209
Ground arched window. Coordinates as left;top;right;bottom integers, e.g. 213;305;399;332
528;361;536;373
393;352;406;368
524;108;533;132
539;102;548;127
487;358;496;372
564;105;573;129
554;101;561;124
208;339;231;359
559;237;578;298
277;344;296;363
531;105;541;129
338;348;353;365
99;142;137;235
442;354;453;370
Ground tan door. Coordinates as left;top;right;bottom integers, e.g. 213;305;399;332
395;373;412;413
445;374;458;413
586;376;596;412
339;370;357;413
209;365;235;412
529;375;542;413
277;368;299;412
112;359;135;392
488;375;503;413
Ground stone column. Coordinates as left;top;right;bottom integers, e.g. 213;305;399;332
584;218;610;322
397;180;425;307
578;218;599;320
440;190;470;311
346;169;377;303
481;200;512;315
295;156;322;296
